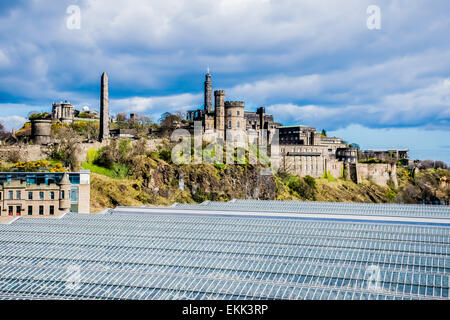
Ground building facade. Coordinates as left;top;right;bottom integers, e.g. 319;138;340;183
279;125;349;178
52;101;75;124
362;149;409;161
0;171;90;217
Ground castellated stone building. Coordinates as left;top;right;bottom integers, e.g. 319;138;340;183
186;72;280;143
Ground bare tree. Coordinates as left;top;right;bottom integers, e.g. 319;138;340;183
50;126;82;170
116;112;127;122
0;121;11;141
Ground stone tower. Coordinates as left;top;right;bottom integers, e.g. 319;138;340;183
214;90;225;133
99;72;109;141
204;72;213;113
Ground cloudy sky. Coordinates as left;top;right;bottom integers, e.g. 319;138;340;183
0;0;449;162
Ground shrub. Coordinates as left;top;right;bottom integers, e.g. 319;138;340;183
359;158;383;164
214;163;227;170
288;176;316;200
86;148;99;164
304;175;317;189
386;187;397;202
397;158;409;167
29;112;51;120
13;160;67;172
192;190;211;203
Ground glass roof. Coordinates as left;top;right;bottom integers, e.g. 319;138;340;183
0;206;448;300
171;200;450;218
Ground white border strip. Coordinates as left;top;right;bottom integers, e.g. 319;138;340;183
57;211;70;219
3;216;21;225
112;207;450;225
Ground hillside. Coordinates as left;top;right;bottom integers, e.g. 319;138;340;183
1;137;447;212
87;149;449;212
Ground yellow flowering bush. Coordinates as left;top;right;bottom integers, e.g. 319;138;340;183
13;160;68;172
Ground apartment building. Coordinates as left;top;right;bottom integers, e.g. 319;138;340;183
0;171;90;217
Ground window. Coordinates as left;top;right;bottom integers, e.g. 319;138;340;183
0;192;2;200
28;206;33;216
16;206;21;215
40;191;44;200
16;191;21;200
228;120;232;129
39;206;44;215
50;191;55;200
8;191;13;200
237;111;240;116
28;191;33;200
237;121;240;128
8;206;13;216
71;187;79;202
61;190;65;199
49;205;54;215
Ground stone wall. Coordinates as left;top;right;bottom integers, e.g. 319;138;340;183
0;145;47;162
345;162;398;187
326;159;344;179
0;138;162;164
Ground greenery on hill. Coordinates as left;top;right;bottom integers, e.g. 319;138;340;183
80;140;449;212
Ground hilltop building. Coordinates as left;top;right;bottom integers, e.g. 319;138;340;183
186;73;280;143
51;102;100;124
279;125;351;178
52;101;75;123
362;149;409;161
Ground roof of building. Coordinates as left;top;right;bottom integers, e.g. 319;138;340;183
279;125;312;129
0;201;448;300
363;149;409;152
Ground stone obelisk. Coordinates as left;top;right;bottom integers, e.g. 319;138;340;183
99;72;109;142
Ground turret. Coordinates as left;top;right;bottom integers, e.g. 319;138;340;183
224;101;245;131
204;72;213;113
214;90;225;132
59;173;71;211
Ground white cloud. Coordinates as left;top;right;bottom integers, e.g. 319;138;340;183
111;93;202;119
0;49;10;67
1;0;450;132
265;78;450;130
0;115;27;131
